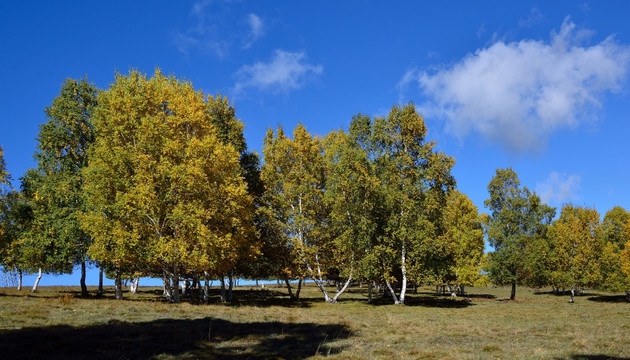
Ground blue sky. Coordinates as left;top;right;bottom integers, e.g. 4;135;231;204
1;1;630;286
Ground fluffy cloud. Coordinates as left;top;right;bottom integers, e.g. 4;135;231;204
234;50;323;94
402;18;630;151
536;172;581;205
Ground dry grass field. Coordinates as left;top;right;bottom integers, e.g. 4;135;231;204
0;283;629;359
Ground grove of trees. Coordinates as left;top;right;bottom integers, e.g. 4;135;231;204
1;69;629;304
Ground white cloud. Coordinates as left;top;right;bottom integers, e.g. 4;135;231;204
173;2;266;57
243;13;265;48
536;172;581;205
402;18;630;152
234;50;323;94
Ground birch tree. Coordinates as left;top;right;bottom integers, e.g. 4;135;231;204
82;69;255;302
262;124;342;302
322;114;382;302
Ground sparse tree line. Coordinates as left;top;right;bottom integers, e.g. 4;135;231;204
0;70;629;304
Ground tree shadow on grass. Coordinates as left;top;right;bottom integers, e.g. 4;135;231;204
0;317;352;360
586;294;630;303
40;287;319;308
366;293;475;308
534;290;598;298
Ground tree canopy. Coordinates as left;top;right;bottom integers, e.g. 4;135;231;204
81;70;255;302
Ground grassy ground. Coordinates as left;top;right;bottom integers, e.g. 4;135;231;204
0;283;629;359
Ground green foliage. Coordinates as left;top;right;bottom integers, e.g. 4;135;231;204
372;104;455;302
323;114;382;284
484;168;555;298
0;189;33;273
19;78;99;280
81;69;255;301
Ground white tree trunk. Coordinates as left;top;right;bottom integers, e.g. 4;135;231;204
399;243;407;305
332;276;353;302
261;279;265;289
385;280;400;304
31;268;42;292
130;277;139;294
17;269;22;291
162;269;173;302
181;278;187;297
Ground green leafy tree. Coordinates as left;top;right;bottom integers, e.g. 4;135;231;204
548;205;602;302
27;78;98;296
82;70;255;302
372;104;455;305
484;168;554;300
322;114;382;302
261;124;334;301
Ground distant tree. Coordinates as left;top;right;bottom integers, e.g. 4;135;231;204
82;70;255;302
484;168;554;300
27;78;98;296
548;205;602;302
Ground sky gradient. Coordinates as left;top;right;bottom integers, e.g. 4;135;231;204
1;1;629;286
